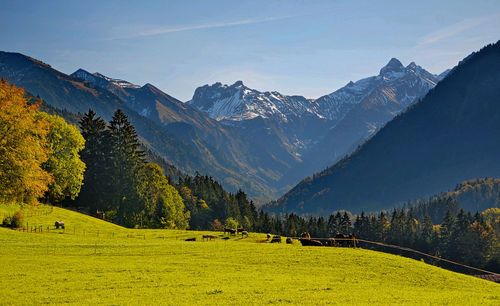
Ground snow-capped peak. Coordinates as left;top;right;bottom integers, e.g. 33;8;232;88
188;81;317;122
71;69;140;89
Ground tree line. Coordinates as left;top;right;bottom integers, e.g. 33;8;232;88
255;208;499;273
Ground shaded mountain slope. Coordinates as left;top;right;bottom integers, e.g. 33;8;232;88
272;41;500;215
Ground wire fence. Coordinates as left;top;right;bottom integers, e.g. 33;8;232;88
291;236;500;279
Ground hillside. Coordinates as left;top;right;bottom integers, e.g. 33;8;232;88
273;41;500;215
407;178;500;223
0;206;498;304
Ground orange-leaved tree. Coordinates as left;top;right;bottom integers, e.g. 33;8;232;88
0;80;53;205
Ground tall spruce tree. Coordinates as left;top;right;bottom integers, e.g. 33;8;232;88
77;109;111;212
108;109;145;225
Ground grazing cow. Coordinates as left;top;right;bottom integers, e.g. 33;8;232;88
241;231;249;238
300;232;311;239
286;237;293;244
185;237;196;241
334;233;349;247
224;228;236;235
270;235;281;243
299;238;323;247
266;233;272;240
237;227;246;234
54;221;65;229
326;238;337;247
202;235;218;241
334;233;358;247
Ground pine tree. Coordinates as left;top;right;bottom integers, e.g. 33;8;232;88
77;109;112;212
439;209;456;258
108;109;145;225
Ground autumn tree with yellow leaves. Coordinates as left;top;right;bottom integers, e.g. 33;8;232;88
0;80;85;206
0;80;53;205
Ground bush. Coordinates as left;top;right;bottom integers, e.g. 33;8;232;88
10;211;23;228
2;216;12;227
225;217;238;230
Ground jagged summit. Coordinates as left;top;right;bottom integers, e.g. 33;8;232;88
379;57;405;79
379;58;405;76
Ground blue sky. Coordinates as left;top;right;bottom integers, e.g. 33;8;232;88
1;0;499;101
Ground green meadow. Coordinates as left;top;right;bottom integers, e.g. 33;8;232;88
0;205;499;305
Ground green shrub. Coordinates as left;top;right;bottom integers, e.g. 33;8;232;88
2;216;12;227
225;217;238;230
10;211;23;228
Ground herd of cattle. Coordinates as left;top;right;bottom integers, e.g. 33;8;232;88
52;219;354;247
183;227;358;247
267;232;358;247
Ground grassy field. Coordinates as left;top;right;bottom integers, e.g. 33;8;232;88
0;205;499;305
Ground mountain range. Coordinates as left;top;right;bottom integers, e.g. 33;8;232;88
270;41;500;215
189;59;447;187
0;51;447;202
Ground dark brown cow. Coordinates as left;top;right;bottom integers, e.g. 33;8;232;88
237;227;246;234
202;235;218;241
286;237;293;244
224;228;236;235
185;237;196;241
334;233;349;247
299;238;323;246
270;235;281;243
326;238;337;247
334;233;358;247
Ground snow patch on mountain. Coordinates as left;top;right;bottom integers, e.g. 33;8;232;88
71;69;140;89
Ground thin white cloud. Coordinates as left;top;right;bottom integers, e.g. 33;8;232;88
418;14;498;46
107;15;296;40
